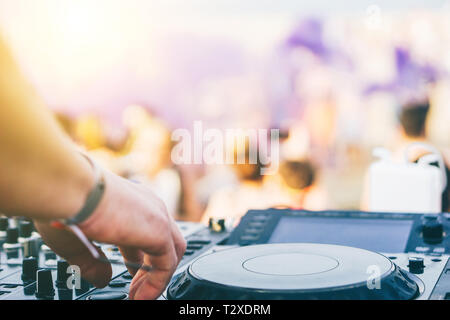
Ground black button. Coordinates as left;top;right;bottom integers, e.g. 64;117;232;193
184;250;195;256
1;284;20;289
87;291;127;300
122;273;133;280
186;244;203;250
187;239;211;245
109;280;128;288
45;252;57;260
238;240;252;246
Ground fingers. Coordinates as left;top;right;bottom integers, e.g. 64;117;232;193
169;219;187;263
68;246;113;289
119;217;185;300
118;246;144;276
73;172;186;299
129;248;178;300
34;222;112;288
128;235;179;300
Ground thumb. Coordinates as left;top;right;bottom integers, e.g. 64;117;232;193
34;222;112;288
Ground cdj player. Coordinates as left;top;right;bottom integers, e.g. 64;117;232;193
0;209;449;300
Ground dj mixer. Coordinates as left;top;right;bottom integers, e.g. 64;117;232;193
1;209;449;300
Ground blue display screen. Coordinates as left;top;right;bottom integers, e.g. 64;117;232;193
268;216;413;252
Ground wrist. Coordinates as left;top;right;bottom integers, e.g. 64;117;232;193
33;152;96;222
76;169;116;240
58;154;106;226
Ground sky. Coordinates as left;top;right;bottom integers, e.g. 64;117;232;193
0;0;448;125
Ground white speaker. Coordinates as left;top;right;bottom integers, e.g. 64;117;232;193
368;143;447;214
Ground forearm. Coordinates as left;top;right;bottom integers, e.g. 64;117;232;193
0;34;93;221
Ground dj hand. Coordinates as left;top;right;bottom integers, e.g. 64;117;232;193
35;170;186;300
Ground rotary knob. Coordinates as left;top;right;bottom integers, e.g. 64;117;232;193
18;221;33;239
35;269;55;299
22;257;38;283
5;227;18;244
408;257;425;274
4;227;20;260
0;216;8;232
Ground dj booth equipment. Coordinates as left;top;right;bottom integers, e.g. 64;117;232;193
0;209;449;300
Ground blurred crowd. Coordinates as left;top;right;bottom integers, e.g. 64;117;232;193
51;13;450;224
53;96;450;226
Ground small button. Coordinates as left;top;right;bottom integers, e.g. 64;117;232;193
238;240;252;246
109;280;128;288
415;247;430;253
1;284;20;289
187;239;211;245
122;273;133;280
186;244;203;251
184;250;195;256
433;247;445;253
427;252;442;257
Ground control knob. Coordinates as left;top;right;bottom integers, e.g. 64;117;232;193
0;216;8;233
22;257;38;283
408;257;425;274
18;221;33;240
5;227;18;244
422;218;444;244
